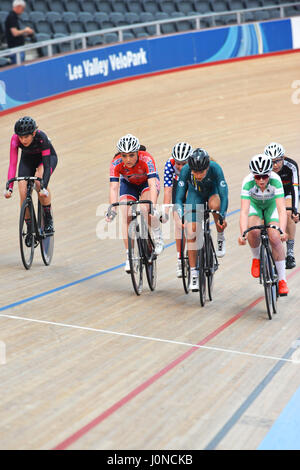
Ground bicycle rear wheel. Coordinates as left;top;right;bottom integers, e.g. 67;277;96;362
19;199;35;270
128;219;143;295
261;245;273;320
180;227;190;294
198;248;206;307
38;202;54;266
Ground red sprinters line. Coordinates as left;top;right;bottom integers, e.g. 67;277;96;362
53;267;300;449
52;295;263;450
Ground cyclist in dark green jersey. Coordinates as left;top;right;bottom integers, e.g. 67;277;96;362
175;148;228;291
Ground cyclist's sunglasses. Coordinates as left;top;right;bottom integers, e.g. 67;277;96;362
272;158;283;164
254;174;269;181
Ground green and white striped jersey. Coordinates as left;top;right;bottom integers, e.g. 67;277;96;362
241;171;284;207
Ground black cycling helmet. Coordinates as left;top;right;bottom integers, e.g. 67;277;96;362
14;116;37;136
188;148;210;171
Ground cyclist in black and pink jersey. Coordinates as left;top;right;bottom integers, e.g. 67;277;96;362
161;142;193;277
106;133;164;273
4;116;57;234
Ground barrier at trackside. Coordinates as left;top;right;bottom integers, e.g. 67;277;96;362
0;17;298;112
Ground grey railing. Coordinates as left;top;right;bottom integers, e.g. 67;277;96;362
0;2;299;65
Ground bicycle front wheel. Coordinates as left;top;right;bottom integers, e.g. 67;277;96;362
261;245;273;320
144;231;157;291
198;248;206;307
38;202;54;266
128;220;143;295
19;199;35;270
206;235;218;302
180;227;190;294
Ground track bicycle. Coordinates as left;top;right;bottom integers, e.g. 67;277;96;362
107;200;157;296
6;176;54;270
242;222;282;320
180;203;222;306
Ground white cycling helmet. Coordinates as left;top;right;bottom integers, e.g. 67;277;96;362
117;134;140;153
264;142;285;159
172;142;193;163
249;154;273;175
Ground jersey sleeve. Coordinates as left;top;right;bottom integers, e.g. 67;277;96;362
241;175;252;199
7;134;20;190
213;163;228;217
109;157;121;182
144;154;157;179
164;159;175;187
270;172;285;198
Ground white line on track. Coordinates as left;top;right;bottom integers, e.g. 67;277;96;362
1;312;299;365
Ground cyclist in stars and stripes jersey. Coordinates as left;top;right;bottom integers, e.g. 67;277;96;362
161;142;193;278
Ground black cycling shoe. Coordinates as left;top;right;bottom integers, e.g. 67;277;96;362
44;221;54;235
286;255;296;269
25;233;33;247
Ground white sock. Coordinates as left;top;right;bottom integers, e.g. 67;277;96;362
275;260;286;281
217;232;225;241
251;246;260;259
191;267;198;277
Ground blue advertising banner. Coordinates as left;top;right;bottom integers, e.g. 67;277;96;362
0;18;293;112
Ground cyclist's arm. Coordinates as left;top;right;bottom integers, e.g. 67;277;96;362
215;165;228;218
41;151;52;189
7;135;19;191
276;196;287;233
163;160;174;214
148;177;158;206
240;198;251;236
175;166;189;218
291;161;299;212
109;181;119;205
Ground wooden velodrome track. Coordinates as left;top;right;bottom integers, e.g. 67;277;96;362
0;50;300;451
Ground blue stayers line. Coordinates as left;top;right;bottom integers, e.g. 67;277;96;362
0;264;123;313
205;340;300;450
258;385;300;450
0;209;240;313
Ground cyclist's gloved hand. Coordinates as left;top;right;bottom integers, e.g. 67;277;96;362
4;188;12;199
39;188;49;197
291;209;299;223
159;213;169;224
238;234;247;246
105;209;117;223
217;216;227;230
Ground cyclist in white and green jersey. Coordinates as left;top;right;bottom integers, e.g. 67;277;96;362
238;154;289;296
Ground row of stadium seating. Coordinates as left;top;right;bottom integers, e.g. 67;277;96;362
2;0;300;16
0;0;299;64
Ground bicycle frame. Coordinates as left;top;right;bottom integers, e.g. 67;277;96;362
243;222;281;319
107;200;156;295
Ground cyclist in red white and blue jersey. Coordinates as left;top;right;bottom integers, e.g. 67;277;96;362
4;116;57;234
161;142;193;277
106;134;164;273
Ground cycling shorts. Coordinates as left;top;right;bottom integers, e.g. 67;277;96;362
119;177;160;201
248;199;279;223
